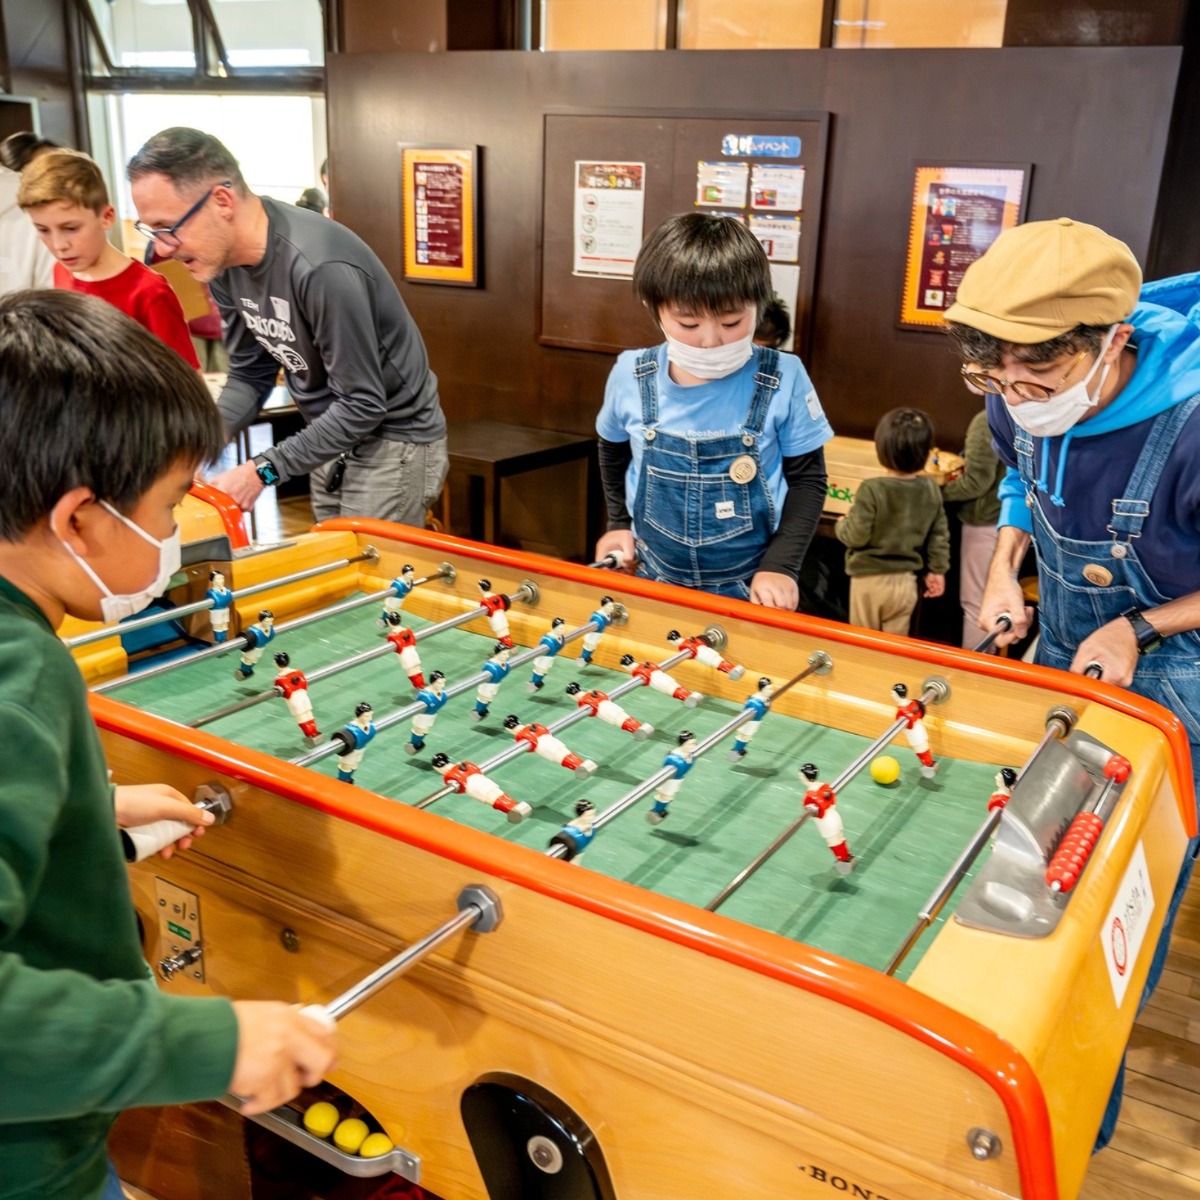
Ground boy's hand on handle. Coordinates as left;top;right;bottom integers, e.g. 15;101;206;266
230;1001;338;1116
923;572;946;599
749;571;798;611
593;530;636;573
114;783;213;858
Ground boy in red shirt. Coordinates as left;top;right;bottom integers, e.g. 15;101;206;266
18;149;199;367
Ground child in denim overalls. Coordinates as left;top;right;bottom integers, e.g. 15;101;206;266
594;213;832;609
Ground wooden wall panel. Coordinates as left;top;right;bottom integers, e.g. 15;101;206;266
327;47;1181;447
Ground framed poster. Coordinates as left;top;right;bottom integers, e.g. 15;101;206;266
899;163;1029;329
401;146;480;286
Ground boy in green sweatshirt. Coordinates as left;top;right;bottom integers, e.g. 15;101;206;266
0;290;336;1200
835;407;950;635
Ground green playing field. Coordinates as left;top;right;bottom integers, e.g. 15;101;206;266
113;599;1009;979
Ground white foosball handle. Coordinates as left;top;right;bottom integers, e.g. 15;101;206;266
123;818;199;862
299;1004;336;1030
120;783;234;863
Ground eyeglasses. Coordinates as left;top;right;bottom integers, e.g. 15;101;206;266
960;348;1089;402
133;181;231;248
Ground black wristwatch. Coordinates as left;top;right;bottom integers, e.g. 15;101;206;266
252;454;281;487
1120;607;1163;655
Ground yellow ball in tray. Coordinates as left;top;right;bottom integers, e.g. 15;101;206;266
333;1117;369;1154
302;1101;340;1138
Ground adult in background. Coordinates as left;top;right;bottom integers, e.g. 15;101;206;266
939;406;1005;650
943;216;1200;1146
127;127;447;527
0;132;55;295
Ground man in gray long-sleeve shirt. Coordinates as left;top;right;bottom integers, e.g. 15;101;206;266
127;128;447;526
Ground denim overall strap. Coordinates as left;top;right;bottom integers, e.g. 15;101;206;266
630;349;777;599
740;347;780;441
634;349;660;434
1108;392;1200;551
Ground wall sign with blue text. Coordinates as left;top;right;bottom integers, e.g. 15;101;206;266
721;134;801;159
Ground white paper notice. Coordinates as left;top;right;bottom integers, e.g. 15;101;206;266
749;214;801;263
573;162;646;279
696;161;750;208
1101;840;1156;1008
750;164;805;212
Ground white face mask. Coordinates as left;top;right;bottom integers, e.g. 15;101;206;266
664;331;755;380
61;500;182;624
1006;326;1119;438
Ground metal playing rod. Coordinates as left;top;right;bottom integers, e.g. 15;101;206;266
288;608;599;768
588;550;626;570
547;651;834;860
93;578;531;697
187;579;502;728
705;675;947;912
970;612;1012;656
311;886;503;1024
413;646;694;810
65;550;383;649
882;703;1079;976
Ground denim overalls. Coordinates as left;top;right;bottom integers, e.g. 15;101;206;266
632;346;779;600
1015;394;1200;1147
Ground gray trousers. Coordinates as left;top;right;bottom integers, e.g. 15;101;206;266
309;435;449;527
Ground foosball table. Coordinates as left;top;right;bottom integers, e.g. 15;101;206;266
69;492;1195;1200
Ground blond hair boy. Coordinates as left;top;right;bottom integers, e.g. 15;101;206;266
19;149;199;366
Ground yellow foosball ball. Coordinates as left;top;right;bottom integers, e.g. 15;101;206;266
74;493;1194;1200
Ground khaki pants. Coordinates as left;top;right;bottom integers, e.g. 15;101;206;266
848;572;917;635
959;520;999;649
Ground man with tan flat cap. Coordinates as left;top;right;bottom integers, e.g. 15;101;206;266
944;216;1200;1148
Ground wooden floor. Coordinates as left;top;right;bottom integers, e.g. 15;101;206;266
161;485;1200;1200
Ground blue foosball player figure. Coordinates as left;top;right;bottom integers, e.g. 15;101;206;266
332;702;377;783
406;671;448;754
377;564;416;629
473;643;512;720
550;799;598;863
233;609;275;679
207;569;233;643
730;676;775;761
579;596;619;665
528;617;567;692
647;730;697;825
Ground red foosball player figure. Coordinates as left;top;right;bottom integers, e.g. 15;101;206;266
503;714;597;778
565;682;653;741
384;612;425;688
665;630;745;681
988;767;1019;812
477;579;514;647
431;753;532;823
800;762;856;875
620;654;703;708
273;651;320;745
891;683;938;778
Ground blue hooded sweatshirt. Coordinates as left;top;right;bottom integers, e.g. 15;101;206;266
988;272;1200;598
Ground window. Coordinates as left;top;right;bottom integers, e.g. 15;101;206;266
833;0;1006;49
678;0;824;49
113;93;326;214
542;0;668;50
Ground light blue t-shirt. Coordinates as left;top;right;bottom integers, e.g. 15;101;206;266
596;343;833;529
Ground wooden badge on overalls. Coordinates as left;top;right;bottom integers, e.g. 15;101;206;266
730;455;757;484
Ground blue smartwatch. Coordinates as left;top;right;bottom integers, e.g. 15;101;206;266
252;454;281;487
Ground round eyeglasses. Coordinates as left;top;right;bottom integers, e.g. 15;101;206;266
960;348;1089;402
133;181;231;249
